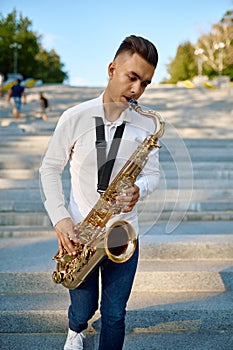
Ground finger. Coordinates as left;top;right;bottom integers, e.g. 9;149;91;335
67;230;82;245
116;193;133;204
63;235;78;255
118;185;138;200
58;238;64;254
121;192;139;213
56;229;77;256
121;203;134;213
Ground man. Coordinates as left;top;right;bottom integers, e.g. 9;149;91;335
7;78;26;118
40;35;160;350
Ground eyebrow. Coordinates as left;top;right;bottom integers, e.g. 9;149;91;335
131;71;151;85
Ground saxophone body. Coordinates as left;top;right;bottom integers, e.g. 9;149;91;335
52;99;165;290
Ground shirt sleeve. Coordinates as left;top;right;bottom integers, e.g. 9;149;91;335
39;111;74;226
135;147;160;201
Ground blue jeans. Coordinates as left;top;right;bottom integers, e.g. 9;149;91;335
68;240;139;350
12;96;22;111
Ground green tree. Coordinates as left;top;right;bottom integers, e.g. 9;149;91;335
197;10;233;79
0;9;68;83
165;10;233;83
35;49;67;83
0;9;41;78
166;42;196;83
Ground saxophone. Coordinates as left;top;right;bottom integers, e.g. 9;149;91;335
52;99;165;290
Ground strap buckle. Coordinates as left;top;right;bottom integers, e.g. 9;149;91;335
97;188;105;196
95;140;106;148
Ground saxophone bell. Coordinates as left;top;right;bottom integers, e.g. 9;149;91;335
104;220;137;263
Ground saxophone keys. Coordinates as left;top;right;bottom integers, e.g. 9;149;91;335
52;270;64;284
64;273;74;283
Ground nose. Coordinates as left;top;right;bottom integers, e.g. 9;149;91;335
130;81;142;96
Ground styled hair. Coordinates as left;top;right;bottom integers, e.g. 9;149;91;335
114;35;158;68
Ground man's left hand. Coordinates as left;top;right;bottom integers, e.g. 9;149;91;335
116;184;140;213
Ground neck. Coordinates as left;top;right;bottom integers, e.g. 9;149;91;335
103;90;128;122
103;100;127;123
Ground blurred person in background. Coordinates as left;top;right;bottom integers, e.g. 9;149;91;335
39;92;49;120
7;79;26;118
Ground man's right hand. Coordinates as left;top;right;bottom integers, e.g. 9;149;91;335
55;217;78;256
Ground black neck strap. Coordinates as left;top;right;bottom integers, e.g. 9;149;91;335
95;117;125;195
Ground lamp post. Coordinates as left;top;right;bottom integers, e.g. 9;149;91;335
213;42;225;76
9;42;22;74
194;48;204;76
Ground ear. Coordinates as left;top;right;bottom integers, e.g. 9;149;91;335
108;61;116;79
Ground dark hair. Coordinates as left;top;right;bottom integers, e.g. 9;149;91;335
114;35;158;68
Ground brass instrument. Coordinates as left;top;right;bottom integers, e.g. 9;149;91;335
52;99;165;290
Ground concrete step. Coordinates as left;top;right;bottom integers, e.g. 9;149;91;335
160;151;233;163
1;158;233;171
0;186;231;202
0;154;43;169
0;219;232;237
2;232;232;342
0;225;53;238
2;251;233;292
1;260;233;293
2;177;233;190
0;136;232;226
139;220;233;238
0;134;50;148
1;167;233;180
0;121;56;136
0;188;232;202
0;212;51;226
142;210;233;222
0;155;232;171
160;160;233;169
1;146;232;163
1;136;231;147
1;291;233;334
1;208;232;230
163;168;233;179
0;137;232;165
161;138;233;148
1;330;233;350
1;232;233;264
0;200;232;213
1;233;233;292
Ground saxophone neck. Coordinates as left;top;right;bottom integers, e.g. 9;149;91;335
129;99;165;137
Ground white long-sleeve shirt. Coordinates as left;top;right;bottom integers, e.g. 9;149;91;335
39;94;160;234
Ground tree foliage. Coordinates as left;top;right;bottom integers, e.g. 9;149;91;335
198;10;233;79
35;49;67;83
0;9;68;83
165;10;233;83
166;42;197;83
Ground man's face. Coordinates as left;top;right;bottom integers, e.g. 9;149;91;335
106;52;155;105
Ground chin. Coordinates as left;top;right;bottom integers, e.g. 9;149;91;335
120;96;130;105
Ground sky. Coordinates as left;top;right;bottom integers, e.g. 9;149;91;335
0;0;232;86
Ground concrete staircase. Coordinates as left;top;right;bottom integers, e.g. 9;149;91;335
1;87;233;349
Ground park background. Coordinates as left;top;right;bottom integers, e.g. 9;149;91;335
0;1;233;349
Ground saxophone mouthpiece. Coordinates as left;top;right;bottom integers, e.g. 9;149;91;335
128;99;138;110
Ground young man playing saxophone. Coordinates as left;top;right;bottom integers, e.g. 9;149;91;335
40;35;161;350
